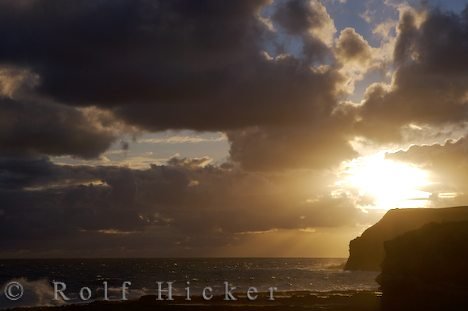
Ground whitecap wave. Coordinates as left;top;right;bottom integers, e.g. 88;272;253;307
0;278;64;309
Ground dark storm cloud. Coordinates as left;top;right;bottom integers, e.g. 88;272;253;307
0;156;59;190
272;0;333;62
273;0;326;34
0;0;340;131
0;98;116;158
0;157;365;255
227;120;356;171
355;5;468;142
0;0;360;170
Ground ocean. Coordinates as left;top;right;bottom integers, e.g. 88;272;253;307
0;258;379;308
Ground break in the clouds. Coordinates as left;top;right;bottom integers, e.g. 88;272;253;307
0;0;468;256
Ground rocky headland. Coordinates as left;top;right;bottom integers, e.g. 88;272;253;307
345;206;468;271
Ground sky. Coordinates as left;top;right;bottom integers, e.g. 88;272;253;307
0;0;468;258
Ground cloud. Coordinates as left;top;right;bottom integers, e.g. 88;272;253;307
272;0;336;61
0;98;117;159
1;1;466;167
0;0;341;132
388;136;468;190
373;19;397;38
138;134;227;144
355;5;468;142
334;27;378;94
0;0;361;171
335;28;373;66
386;134;468;208
227;120;356;171
0;65;39;98
273;0;333;36
0;156;369;256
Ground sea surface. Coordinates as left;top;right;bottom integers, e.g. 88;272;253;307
0;258;379;307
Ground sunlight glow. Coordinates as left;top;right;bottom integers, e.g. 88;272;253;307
339;153;431;210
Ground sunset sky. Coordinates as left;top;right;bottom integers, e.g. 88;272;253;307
1;0;468;258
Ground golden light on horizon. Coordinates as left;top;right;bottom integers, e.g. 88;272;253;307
339;153;432;210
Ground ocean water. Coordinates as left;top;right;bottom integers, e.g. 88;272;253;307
0;258;379;307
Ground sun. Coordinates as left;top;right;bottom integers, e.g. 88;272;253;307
338;153;431;210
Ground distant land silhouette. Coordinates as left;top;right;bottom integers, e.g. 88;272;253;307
345;206;468;271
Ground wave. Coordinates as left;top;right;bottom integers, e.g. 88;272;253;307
0;278;64;309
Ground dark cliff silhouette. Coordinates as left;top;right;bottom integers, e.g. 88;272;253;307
377;221;468;310
345;206;468;271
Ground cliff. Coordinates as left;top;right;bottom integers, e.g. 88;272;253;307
377;221;468;310
344;206;468;271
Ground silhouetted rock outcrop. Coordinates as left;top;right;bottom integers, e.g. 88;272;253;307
345;206;468;271
377;221;468;310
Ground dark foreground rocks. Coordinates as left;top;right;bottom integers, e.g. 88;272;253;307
377;221;468;311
